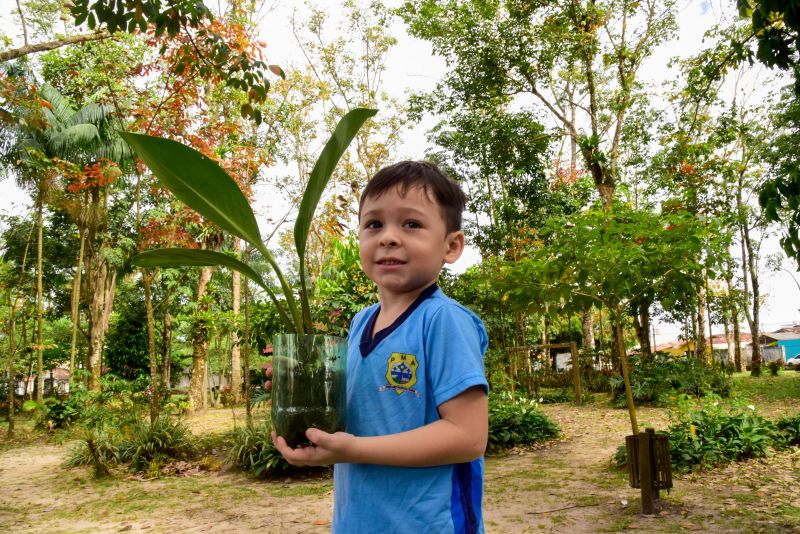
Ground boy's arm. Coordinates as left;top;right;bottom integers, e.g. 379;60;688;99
272;385;488;467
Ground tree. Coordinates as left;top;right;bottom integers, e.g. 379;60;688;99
400;0;678;209
504;203;707;433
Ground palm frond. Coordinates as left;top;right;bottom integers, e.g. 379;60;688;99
46;124;101;160
40;84;76;124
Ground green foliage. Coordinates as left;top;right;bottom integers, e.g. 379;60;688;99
487;395;560;454
117;416;197;473
312;234;376;337
64;416;196;477
667;395;776;472
767;360;784;376
775;414;800;446
64;427;119;479
227;421;296;477
609;355;732;406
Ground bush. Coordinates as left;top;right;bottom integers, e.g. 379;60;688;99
64;415;197;477
610;354;732;407
775;414;800;446
228;421;295;477
487;396;560;453
666;395;776;472
118;416;197;473
767;360;783;376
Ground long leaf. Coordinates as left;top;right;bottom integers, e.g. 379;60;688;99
294;107;377;262
132;248;294;329
121;132;265;252
293;107;377;329
133;249;267;288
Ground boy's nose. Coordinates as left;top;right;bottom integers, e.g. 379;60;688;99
379;229;399;247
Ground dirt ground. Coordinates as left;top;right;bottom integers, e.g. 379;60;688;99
1;400;798;533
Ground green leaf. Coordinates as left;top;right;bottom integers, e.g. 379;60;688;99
120;132;265;252
294;107;377;328
294;107;377;261
132;248;268;291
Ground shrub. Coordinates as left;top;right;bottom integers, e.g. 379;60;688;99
117;416;197;473
666;395;776;472
767;360;783;376
775;414;800;446
64;428;119;479
487;396;560;453
228;421;295;477
610;354;732;407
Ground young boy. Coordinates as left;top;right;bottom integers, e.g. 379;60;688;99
272;161;489;533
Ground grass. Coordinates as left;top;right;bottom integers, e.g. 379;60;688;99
731;370;800;402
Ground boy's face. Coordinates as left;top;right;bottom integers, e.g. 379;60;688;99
359;184;464;302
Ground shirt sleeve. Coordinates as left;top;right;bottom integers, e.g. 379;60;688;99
424;303;489;408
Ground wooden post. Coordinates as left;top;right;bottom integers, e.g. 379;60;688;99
570;341;581;405
647;428;660;500
638;430;654;514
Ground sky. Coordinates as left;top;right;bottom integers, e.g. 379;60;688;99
1;0;799;342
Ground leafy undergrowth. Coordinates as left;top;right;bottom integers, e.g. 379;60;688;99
2;389;799;532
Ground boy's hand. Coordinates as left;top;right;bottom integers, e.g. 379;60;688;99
271;428;356;466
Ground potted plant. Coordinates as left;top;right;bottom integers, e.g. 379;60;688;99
123;108;377;446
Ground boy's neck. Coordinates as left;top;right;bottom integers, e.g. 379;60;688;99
375;282;436;330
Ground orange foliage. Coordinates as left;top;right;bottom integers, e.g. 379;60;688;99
61;158;122;192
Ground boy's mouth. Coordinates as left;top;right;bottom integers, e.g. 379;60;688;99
376;257;406;265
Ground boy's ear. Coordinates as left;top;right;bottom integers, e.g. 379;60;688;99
443;231;465;264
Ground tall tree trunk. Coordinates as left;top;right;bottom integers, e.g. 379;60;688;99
161;309;172;388
725;266;743;372
36;201;44;403
614;305;638;435
580;307;595;351
243;275;252;426
230;238;242;403
189;267;212;412
143;271;159;422
7;296;18;437
69;226;85;383
743;225;762;375
706;273;715;365
696;279;708;365
633;298;652;361
86;258;117;390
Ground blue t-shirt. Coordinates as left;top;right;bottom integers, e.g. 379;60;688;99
332;284;489;534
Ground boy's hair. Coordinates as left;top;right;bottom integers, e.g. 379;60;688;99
359;160;466;234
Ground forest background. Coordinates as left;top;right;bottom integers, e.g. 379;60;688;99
1;0;800;415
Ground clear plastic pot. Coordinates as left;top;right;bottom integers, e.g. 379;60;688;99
270;334;347;448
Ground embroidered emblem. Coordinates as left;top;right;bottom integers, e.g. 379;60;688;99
379;352;420;396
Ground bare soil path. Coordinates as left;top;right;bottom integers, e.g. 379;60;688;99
1;400;798;533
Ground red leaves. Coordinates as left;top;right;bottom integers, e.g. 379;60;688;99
64;159;122;192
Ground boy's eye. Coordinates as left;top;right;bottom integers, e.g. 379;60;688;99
364;220;382;229
404;220;422;229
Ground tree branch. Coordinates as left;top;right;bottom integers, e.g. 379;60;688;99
0;31;111;62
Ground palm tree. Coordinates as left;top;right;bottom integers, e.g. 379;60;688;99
1;67;131;393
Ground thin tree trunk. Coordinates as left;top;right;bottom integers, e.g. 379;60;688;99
36;201;44;403
143;271;159;422
161;310;172;388
696;278;708;365
743;226;762;375
615;305;638;435
69;226;85;383
189;267;212;412
231;238;242;403
580;307;595;351
725;266;743;372
243;275;251;426
706;273;715;365
7;296;18;437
